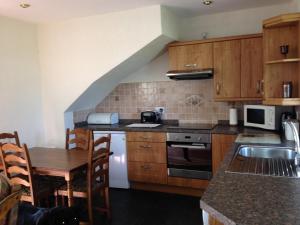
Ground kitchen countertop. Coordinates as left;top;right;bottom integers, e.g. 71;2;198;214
200;141;300;225
76;121;271;135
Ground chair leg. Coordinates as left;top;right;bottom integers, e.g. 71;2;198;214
62;195;65;206
88;199;93;225
104;187;111;219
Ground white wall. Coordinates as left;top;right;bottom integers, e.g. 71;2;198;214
121;52;169;83
37;5;177;147
123;2;296;84
179;3;294;40
0;16;44;147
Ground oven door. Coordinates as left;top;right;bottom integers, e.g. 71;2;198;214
167;143;212;180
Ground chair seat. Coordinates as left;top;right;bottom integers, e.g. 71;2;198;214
57;177;104;198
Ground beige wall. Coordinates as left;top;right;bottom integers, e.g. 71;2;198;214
37;5;176;147
0;16;44;146
94;80;243;124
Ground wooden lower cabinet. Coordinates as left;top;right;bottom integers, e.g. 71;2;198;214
127;131;209;196
128;162;167;184
212;134;237;175
127;132;167;185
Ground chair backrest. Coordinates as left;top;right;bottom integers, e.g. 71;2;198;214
87;134;111;191
65;128;91;151
0;143;35;205
0;132;20;147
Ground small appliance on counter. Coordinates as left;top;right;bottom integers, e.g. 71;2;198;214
87;112;119;124
244;105;293;130
141;111;161;123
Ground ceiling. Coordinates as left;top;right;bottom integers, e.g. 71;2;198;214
0;0;292;23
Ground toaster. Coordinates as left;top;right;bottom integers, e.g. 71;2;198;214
141;111;161;123
87;113;119;124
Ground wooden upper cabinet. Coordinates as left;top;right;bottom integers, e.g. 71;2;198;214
168;43;213;70
241;37;263;98
213;40;241;99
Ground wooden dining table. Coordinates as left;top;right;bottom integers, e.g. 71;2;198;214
29;147;88;206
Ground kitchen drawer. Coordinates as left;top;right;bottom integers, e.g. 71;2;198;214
167;176;209;189
128;162;167;184
127;142;166;163
126;132;166;143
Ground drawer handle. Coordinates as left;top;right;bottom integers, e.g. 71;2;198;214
140;136;150;140
185;63;197;68
141;165;151;170
139;145;152;149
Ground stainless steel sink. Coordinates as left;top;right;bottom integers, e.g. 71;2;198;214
227;145;300;178
238;146;297;160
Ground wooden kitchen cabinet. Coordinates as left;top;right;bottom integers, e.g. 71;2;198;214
262;13;300;106
241;37;263;98
127;132;167;185
212;134;237;175
214;40;241;99
168;43;213;70
168;34;263;102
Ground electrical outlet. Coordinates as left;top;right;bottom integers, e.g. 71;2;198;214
155;107;165;114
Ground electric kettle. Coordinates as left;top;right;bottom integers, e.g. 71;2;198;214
283;119;299;141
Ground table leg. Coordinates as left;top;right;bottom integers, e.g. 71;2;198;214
65;173;73;206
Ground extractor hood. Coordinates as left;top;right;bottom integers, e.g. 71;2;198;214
166;68;213;80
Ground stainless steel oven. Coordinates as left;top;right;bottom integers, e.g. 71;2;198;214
167;132;212;180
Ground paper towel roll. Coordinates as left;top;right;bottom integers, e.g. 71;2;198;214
229;108;238;126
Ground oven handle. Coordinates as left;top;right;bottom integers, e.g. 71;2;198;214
170;144;206;149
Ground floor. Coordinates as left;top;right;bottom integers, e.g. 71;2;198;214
93;189;204;225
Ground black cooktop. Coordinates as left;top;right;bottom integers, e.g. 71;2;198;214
167;123;216;130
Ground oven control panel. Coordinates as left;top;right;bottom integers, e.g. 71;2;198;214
166;132;211;143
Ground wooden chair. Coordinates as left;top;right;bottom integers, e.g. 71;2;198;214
0;143;52;206
66;128;91;151
0;131;20;147
0;132;21;172
57;134;111;224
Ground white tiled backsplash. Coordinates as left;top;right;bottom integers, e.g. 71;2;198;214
73;80;251;123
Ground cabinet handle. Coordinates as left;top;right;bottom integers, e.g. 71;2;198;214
256;80;261;94
184;63;197;68
260;80;264;95
216;82;221;95
139;145;152;149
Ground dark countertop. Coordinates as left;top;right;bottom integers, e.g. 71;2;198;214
200;142;300;225
212;124;279;135
76;121;271;135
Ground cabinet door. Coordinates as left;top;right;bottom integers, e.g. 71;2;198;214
213;40;241;99
212;134;237;175
168;43;213;70
241;37;263;98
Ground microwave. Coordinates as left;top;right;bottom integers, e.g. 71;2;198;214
244;105;293;130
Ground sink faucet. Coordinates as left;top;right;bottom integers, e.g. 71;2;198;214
286;120;300;165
